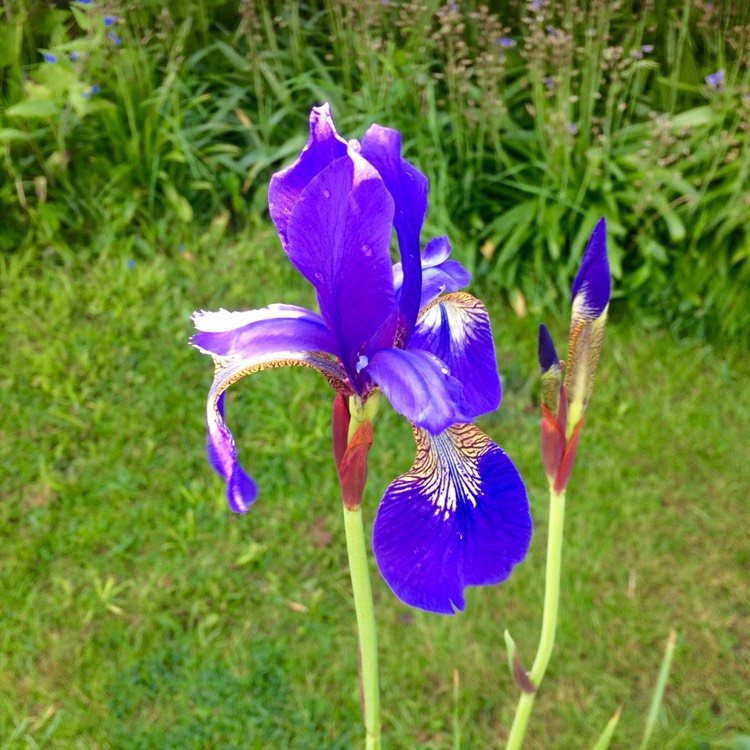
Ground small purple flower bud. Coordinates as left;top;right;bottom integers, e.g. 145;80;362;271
705;69;724;89
90;84;100;94
42;52;57;64
70;52;79;61
538;324;559;376
107;31;122;46
641;44;654;53
103;15;118;27
569;123;578;135
126;259;136;269
496;37;516;48
544;76;554;89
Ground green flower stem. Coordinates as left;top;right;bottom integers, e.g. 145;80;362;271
505;489;567;750
343;395;381;750
343;504;381;750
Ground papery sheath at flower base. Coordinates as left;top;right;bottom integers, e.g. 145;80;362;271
191;104;532;615
537;218;610;492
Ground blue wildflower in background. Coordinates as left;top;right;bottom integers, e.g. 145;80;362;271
108;32;122;46
192;104;531;614
42;52;57;64
705;69;724;90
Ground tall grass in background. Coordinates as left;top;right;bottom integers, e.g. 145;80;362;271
1;0;749;339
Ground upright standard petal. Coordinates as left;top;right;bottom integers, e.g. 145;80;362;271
571;217;610;321
361;125;428;338
393;236;470;311
286;151;396;385
268;103;349;251
372;424;531;614
364;348;467;434
408;292;501;419
191;308;347;513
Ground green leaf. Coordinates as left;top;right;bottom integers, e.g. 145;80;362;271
214;41;251;72
163;183;194;223
0;128;30;143
5;99;58;118
590;706;622;750
70;5;92;31
671;106;716;130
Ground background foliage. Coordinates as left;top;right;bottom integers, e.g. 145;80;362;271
2;0;749;339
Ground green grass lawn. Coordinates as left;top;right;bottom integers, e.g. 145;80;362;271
1;234;748;749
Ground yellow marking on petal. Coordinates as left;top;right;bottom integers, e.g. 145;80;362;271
418;291;485;318
402;423;493;519
209;352;348;419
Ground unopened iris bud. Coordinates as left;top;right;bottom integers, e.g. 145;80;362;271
564;217;610;438
538;324;561;416
538;324;565;485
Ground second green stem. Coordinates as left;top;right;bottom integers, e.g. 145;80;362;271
505;489;567;750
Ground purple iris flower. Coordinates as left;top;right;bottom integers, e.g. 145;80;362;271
191;104;531;614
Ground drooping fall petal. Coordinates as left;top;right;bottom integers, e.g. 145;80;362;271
372;424;531;614
191;308;346;512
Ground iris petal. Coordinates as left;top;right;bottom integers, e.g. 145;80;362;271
191;304;338;359
409;292;501;419
286;152;396;385
191;307;347;512
571;217;610;321
364;348;467;434
393;236;470;311
417;236;471;309
268;103;349;251
361;125;427;337
372;424;531;614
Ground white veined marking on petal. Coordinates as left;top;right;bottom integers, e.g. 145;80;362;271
356;354;369;373
572;281;597;321
323;189;331;199
362;244;372;257
405;426;486;521
420;297;481;356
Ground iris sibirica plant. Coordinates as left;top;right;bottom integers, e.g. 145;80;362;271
192;104;531;748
